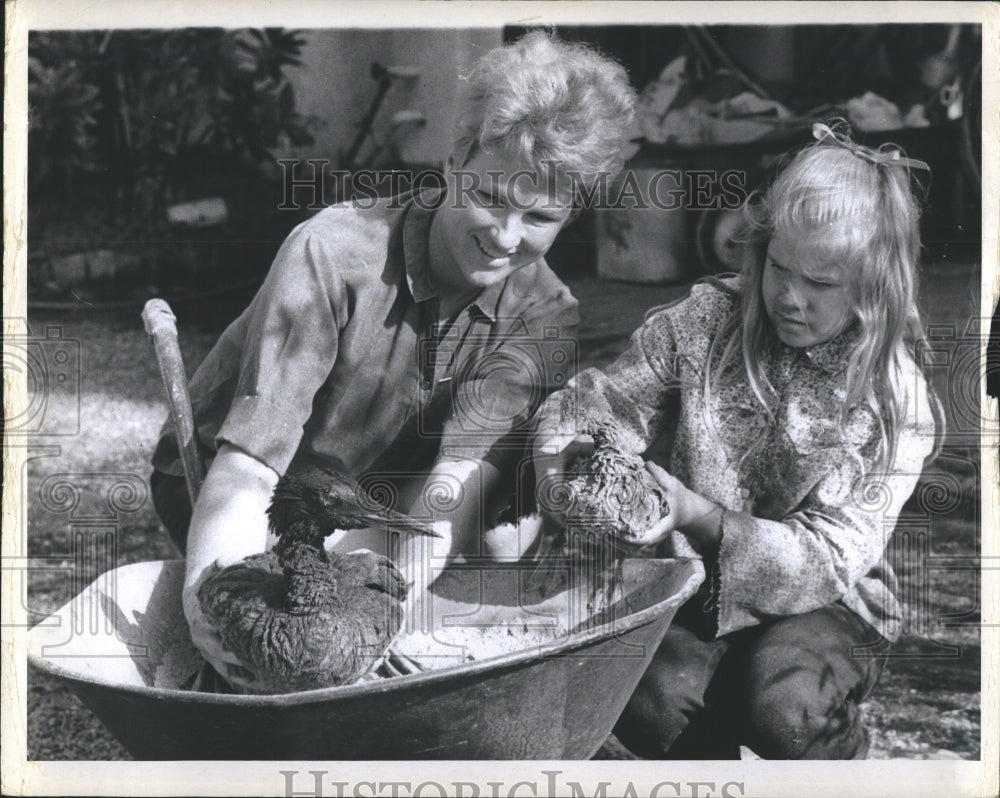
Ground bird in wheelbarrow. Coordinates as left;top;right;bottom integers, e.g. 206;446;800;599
532;421;670;615
196;466;440;694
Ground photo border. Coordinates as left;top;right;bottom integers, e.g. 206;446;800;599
3;2;997;796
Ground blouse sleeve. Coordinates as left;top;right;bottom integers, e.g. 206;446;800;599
714;373;937;636
215;221;347;475
535;294;696;454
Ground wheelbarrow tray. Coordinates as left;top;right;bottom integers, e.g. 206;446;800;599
28;557;703;760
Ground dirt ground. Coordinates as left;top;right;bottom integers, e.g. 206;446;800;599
21;248;985;760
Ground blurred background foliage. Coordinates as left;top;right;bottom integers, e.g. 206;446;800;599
28;28;316;299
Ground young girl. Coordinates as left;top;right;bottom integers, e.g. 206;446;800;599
533;122;942;759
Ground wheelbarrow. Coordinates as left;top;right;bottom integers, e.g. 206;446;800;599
28;554;703;759
27;300;705;759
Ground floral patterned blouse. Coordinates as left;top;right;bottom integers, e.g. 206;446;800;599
538;278;937;641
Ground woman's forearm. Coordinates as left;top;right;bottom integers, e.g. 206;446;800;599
183;443;278;589
396;458;503;631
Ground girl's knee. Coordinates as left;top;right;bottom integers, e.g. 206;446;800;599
743;668;868;759
737;608;883;757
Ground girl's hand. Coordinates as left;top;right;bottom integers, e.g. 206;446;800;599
531;432;594;520
643;462;724;552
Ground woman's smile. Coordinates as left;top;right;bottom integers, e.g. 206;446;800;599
473;233;510;261
428;146;574;297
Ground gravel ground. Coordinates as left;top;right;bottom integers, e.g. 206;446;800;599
20;255;985;761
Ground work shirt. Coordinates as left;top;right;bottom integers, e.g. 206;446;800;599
538;278;936;641
153;190;579;485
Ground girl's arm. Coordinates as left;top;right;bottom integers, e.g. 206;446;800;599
532;285;721;523
535;328;679;454
641;462;724;553
533;281;737;463
644;383;937;637
532;299;692;500
712;430;933;636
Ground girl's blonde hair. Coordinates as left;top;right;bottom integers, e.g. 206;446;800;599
451;31;636;205
708;123;942;476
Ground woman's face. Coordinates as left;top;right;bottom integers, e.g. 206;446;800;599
761;231;856;348
429;147;574;296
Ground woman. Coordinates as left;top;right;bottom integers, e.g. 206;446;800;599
149;31;637;688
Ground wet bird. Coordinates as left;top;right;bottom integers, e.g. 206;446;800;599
197;466;439;693
533;421;670;614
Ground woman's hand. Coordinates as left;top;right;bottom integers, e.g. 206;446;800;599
531;432;594;521
182;558;259;690
642;462;724;553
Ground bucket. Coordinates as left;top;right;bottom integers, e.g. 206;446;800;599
594;166;692;283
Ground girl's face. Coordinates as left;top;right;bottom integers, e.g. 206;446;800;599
429;147;573;296
761;231;856;348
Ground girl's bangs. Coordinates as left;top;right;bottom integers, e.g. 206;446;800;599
771;213;872;278
768;149;879;256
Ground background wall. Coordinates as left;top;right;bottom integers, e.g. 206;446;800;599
280;28;503;169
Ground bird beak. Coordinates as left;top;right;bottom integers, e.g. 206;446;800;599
374;512;443;538
395;522;443;538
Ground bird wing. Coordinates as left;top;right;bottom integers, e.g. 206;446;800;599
333;550;408;602
197;553;284;625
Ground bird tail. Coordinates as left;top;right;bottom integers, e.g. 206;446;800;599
583;418;621;450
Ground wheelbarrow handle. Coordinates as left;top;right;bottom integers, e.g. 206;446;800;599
142;299;206;505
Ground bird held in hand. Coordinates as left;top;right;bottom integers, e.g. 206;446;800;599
534;422;670;613
197;466;439;693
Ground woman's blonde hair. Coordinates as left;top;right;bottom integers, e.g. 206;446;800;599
708;123;942;475
452;31;637;205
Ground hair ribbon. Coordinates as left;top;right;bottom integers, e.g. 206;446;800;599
812;122;930;172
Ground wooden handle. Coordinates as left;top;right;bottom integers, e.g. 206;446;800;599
143;299;206;504
945;24;962;56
